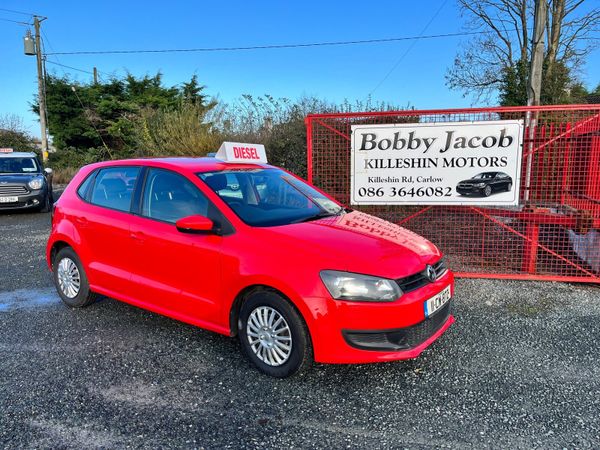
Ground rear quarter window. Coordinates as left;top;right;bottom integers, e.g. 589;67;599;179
77;172;95;200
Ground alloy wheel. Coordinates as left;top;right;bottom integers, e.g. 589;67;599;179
246;306;293;366
57;257;81;298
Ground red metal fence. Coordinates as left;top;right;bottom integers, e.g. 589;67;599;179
306;105;600;283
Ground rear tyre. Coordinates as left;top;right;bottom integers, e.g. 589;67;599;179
484;185;492;197
53;247;97;308
238;290;312;378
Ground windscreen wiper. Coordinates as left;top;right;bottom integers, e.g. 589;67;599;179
292;210;343;224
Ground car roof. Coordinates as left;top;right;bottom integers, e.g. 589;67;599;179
86;157;275;173
0;152;37;158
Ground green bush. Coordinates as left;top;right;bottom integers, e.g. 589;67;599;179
131;102;220;157
48;147;106;170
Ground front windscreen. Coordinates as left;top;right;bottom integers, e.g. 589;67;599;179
198;168;343;227
0;157;39;174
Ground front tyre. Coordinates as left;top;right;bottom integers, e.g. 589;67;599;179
40;194;51;213
484;185;492;197
53;247;97;308
238;290;312;377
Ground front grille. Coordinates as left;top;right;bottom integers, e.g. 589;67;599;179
396;259;448;293
458;183;473;188
343;300;452;351
401;300;452;348
0;185;28;196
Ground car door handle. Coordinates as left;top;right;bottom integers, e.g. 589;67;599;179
75;217;88;226
130;231;146;243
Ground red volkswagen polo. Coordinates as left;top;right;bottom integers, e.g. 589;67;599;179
47;143;454;377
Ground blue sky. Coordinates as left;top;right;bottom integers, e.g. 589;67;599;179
1;0;599;137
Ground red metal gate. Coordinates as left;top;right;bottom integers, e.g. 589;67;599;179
306;105;600;283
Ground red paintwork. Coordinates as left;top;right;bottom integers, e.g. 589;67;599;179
47;158;454;364
176;215;214;232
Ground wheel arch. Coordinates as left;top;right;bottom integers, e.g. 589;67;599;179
47;235;80;271
50;240;72;265
228;284;314;346
47;218;84;270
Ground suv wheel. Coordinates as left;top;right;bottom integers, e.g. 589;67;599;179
40;194;51;213
238;290;312;377
53;247;97;308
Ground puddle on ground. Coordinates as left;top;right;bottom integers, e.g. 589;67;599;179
0;288;59;311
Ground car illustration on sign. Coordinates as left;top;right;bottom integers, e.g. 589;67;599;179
456;171;513;197
46;142;455;377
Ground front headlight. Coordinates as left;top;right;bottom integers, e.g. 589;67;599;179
475;182;486;187
28;176;44;190
320;270;402;302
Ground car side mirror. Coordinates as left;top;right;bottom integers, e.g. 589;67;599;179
44;167;53;177
175;215;215;234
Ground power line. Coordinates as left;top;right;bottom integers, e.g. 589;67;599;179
0;7;35;17
46;59;111;79
45;30;489;56
44;60;96;76
0;17;31;25
369;0;450;96
41;28;109;79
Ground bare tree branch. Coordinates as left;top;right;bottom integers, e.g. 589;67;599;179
447;0;599;103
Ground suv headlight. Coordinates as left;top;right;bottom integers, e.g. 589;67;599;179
28;176;44;190
320;270;402;302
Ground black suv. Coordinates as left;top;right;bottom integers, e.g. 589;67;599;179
0;151;53;212
456;171;513;197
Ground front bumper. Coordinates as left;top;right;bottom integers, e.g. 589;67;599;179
343;300;452;351
0;190;47;211
309;270;455;364
456;186;486;196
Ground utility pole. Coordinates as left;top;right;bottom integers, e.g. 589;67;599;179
93;67;98;84
31;16;49;163
527;0;547;106
524;0;547;203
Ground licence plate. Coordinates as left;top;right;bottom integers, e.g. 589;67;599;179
0;196;18;203
424;285;451;318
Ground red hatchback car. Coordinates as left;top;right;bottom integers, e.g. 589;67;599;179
47;144;454;377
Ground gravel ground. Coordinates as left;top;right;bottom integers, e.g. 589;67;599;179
1;202;599;449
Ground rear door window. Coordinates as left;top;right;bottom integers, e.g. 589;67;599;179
90;167;140;212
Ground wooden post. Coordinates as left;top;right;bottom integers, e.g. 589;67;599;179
33;16;49;163
528;0;547;106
